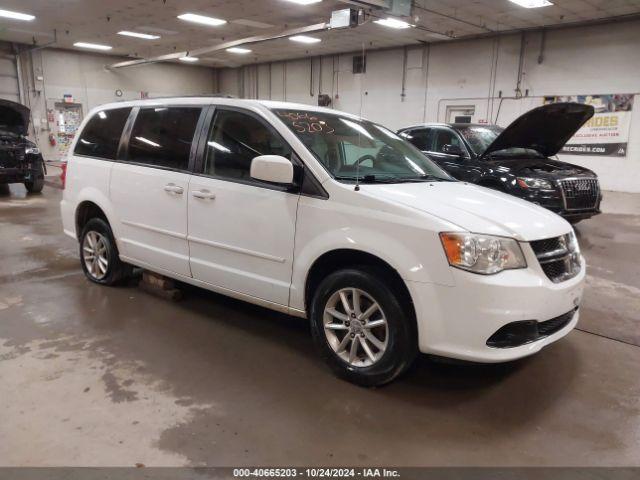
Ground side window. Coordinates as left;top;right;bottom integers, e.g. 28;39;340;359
433;129;462;153
406;128;433;151
127;107;201;171
74;108;132;160
204;109;292;182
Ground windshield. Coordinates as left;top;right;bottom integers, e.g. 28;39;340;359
457;125;544;158
273;109;452;183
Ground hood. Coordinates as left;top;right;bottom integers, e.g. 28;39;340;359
482;102;594;158
363;181;571;241
0;99;30;136
490;157;595;178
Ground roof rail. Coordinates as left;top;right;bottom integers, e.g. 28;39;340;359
145;93;237;100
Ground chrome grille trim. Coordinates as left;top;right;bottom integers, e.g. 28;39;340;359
558;177;600;211
530;234;581;283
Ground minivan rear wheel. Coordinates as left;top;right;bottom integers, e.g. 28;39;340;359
80;218;131;285
309;267;417;387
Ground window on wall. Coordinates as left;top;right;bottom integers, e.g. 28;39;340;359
352;54;366;74
74;108;132;160
204;109;292;182
127;107;202;171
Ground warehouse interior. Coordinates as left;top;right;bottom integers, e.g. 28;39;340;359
1;0;639;470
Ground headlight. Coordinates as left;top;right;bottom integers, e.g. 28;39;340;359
25;147;41;155
439;232;527;274
517;177;553;189
567;229;580;255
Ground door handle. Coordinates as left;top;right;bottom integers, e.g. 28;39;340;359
192;189;216;200
164;184;184;194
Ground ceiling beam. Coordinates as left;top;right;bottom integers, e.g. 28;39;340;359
108;22;329;69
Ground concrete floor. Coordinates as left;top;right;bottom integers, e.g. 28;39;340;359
1;175;639;467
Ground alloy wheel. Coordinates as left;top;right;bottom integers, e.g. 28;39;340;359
323;288;389;367
82;231;109;280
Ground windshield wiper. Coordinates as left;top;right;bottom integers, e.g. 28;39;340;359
410;174;455;182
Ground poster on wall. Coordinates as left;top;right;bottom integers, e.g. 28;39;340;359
543;94;634;157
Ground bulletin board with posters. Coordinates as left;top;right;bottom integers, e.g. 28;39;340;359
543;94;634;157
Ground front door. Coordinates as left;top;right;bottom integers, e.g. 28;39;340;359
187;107;299;306
426;127;471;181
110;106;203;277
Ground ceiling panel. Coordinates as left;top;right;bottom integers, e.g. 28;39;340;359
0;0;637;67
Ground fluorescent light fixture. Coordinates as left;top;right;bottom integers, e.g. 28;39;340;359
74;42;113;51
177;13;227;27
118;31;161;40
208;141;231;153
179;56;199;62
289;35;321;44
340;118;373;140
135;136;160;148
283;0;322;4
0;8;35;21
373;17;413;29
508;0;553;7
226;47;252;54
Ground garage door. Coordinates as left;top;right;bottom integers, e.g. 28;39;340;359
0;43;20;103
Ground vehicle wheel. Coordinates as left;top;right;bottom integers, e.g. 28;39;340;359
309;267;418;387
24;163;45;193
79;218;131;285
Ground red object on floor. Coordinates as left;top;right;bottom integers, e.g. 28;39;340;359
60;162;67;189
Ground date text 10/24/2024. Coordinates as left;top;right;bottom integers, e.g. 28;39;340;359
233;468;401;478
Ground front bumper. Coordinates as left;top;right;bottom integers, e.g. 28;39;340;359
517;183;602;220
408;246;585;363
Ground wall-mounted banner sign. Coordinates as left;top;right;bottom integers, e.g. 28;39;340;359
543;94;634;157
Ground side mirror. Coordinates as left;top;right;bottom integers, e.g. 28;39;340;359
250;155;294;185
442;144;464;157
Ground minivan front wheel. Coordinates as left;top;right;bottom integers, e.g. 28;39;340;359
80;218;131;285
310;268;417;387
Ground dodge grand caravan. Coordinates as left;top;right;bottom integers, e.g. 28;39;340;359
61;97;585;386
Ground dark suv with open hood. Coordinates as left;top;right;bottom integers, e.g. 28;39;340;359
0;99;45;193
398;103;601;223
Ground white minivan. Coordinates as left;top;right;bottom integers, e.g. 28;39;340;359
61;97;585;386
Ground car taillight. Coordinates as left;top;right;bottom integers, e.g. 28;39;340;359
60;162;67;189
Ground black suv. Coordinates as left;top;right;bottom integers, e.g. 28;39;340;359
398;103;601;223
0;99;45;193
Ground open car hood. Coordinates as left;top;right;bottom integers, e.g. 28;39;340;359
482;102;594;158
0;99;30;136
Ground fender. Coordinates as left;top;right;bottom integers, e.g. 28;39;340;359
289;207;457;311
73;187;123;250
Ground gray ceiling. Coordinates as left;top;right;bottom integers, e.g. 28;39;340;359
0;0;639;67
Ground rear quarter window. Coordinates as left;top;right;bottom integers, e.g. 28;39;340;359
74;108;132;160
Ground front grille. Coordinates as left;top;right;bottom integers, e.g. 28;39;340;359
0;149;22;169
530;237;562;256
486;308;577;348
559;178;600;211
530;234;581;283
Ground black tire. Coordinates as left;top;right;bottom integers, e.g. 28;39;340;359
24;162;45;193
79;218;131;286
309;267;418;387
